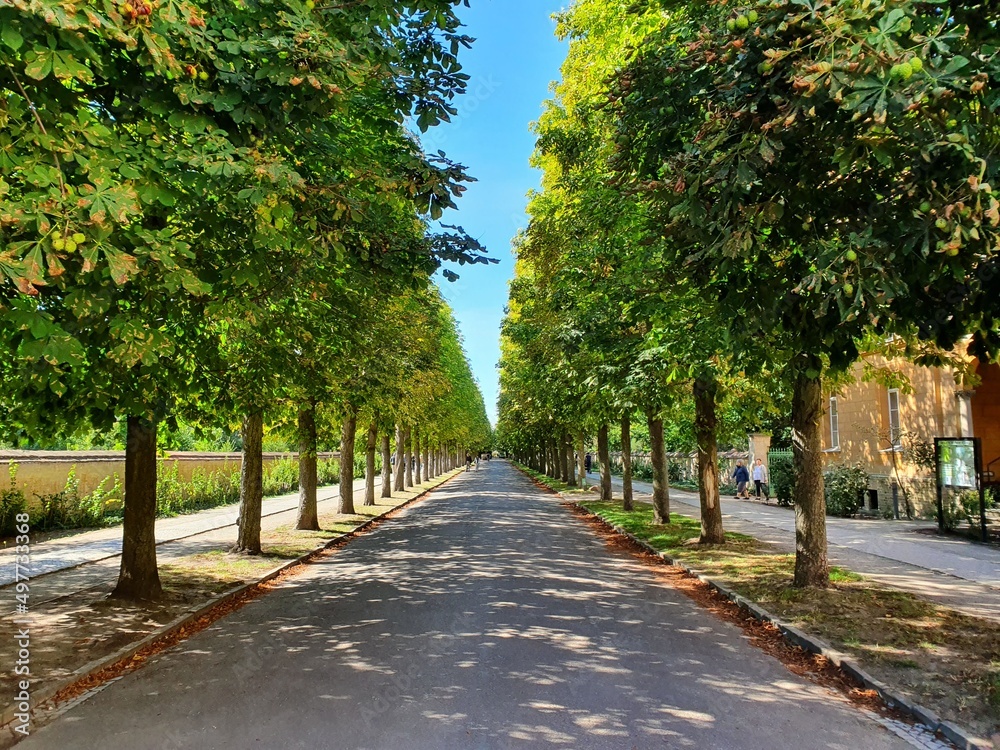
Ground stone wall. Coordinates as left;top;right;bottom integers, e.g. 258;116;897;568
0;450;339;500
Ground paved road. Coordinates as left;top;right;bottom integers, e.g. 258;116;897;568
20;461;912;750
0;477;376;587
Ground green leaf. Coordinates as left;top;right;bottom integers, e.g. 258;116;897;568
2;27;24;51
23;50;53;81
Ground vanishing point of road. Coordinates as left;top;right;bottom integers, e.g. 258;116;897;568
20;461;914;749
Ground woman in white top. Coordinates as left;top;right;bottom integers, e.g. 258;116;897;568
752;458;769;501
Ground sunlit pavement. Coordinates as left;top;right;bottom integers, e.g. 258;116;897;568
588;472;1000;622
19;461;914;750
0;477;376;586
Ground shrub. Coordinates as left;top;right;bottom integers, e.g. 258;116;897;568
263;458;299;496
317;458;339;487
667;460;685;484
770;453;795;507
823;463;868;518
0;464;28;537
954;488;996;530
77;474;122;526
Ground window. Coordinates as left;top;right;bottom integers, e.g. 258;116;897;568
887;389;902;447
829;397;840;450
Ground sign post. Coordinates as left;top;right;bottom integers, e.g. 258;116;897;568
935;437;988;542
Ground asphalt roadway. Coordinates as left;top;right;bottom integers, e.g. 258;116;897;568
19;460;912;750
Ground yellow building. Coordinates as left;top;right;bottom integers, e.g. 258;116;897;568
820;355;1000;518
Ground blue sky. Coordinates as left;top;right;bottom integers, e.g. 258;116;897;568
431;0;569;425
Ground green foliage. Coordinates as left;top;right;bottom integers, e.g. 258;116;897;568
955;488;995;530
0;464;28;537
316;459;341;489
770;453;796;507
824;464;868;518
31;467;123;531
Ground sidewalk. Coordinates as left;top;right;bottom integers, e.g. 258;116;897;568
0;477;374;588
585;472;1000;622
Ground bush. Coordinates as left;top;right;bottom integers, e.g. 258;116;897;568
954;488;996;530
770;453;795;507
823;463;868;518
31;467;123;531
667;460;685;484
317;458;339;486
263;458;299;496
0;464;28;537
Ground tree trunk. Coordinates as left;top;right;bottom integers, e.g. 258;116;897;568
112;416;162;600
577;431;587;489
695;374;725;544
598;424;612;502
423;440;430;481
414;429;422;483
648;411;671;524
792;367;830;587
550;437;559;478
380;432;392;498
234;411;264;554
364;421;377;506
559;432;569;482
393;423;406;492
339;408;358;515
405;426;414;487
296;404;320;531
621;413;634;511
565;432;576;486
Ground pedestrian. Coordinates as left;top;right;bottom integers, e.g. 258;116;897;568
752;458;769;501
465;452;472;471
732;460;750;499
584;453;592;474
475;454;480;470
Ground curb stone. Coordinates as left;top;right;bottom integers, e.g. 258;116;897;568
0;469;463;743
515;465;993;750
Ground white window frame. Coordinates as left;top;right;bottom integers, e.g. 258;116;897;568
829;396;840;450
887;388;902;448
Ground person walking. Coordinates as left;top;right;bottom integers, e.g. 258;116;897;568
475;454;480;470
465;452;472;472
584;453;592;474
752;458;769;501
732;460;751;499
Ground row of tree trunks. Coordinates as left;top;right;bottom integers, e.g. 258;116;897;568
364;422;377;507
405;426;414;488
566;432;576;486
110;405;465;602
415;429;422;484
621;413;634;512
647;411;670;524
380;433;392;498
393;423;405;492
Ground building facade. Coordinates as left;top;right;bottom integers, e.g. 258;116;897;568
819;355;1000;518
